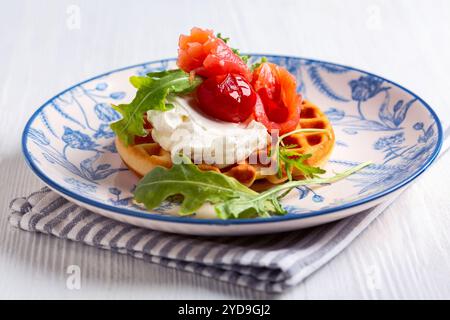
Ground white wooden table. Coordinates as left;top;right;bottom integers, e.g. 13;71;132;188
1;0;449;299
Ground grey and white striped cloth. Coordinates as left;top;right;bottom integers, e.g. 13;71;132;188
9;187;390;293
9;127;449;293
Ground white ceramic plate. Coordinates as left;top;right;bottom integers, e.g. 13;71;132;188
22;55;443;236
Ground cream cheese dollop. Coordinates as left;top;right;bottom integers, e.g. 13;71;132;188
147;96;268;167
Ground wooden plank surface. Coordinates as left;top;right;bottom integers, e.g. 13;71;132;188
0;0;449;299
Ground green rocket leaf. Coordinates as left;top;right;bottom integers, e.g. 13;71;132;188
110;70;202;146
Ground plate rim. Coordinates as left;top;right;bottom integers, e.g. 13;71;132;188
21;54;444;225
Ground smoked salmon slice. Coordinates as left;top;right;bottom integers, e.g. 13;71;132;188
252;62;302;134
177;27;251;80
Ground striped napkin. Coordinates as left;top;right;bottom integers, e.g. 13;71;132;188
9;188;390;293
9;126;449;293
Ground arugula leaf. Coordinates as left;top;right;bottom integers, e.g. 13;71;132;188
129;75;152;89
134;159;258;215
279;147;326;180
129;70;182;89
110;70;202;146
134;157;372;219
272;128;330;180
216;162;372;219
146;69;181;79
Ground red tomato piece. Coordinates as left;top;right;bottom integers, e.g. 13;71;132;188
196;73;257;123
177;27;251;80
252;62;301;134
133;116;154;145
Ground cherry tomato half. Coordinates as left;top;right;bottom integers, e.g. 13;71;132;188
252;62;301;134
196;73;257;123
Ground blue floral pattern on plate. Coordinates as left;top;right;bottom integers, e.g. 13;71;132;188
22;56;442;223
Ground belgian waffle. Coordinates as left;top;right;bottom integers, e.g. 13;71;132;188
115;99;335;191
